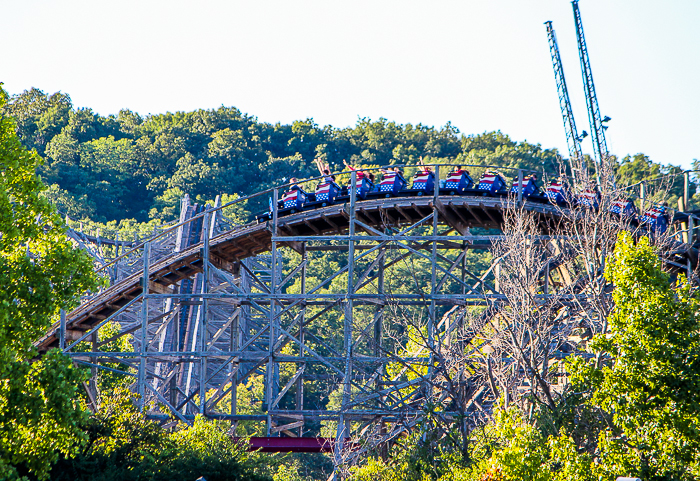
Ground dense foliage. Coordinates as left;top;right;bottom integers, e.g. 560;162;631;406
4;88;692;229
349;233;700;481
49;389;274;481
0;88;567;223
0;85;102;480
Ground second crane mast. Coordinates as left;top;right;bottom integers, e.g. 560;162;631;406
545;20;585;184
572;0;610;181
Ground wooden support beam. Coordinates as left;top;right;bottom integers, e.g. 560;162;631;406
210;252;235;272
464;203;486;226
65;329;85;341
478;202;499;225
148;281;174;295
302;219;322;235
394;204;413;222
270;420;304;433
320;214;342;234
434;199;469;235
448;201;471;229
379;207;396;225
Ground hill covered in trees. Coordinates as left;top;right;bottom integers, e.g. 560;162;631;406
2;87;688;226
4;86;700;480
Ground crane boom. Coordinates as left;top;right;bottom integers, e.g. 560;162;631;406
545;20;584;183
572;0;608;181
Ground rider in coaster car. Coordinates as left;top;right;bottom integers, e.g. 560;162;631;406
380;166;404;178
289;177;302;191
453;165;470;176
417;157;435;177
343;160;371;182
314;158;336;183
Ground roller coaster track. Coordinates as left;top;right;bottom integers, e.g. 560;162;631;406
35;165;700;462
38;195;563;353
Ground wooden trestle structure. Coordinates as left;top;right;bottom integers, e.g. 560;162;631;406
35;165;700;461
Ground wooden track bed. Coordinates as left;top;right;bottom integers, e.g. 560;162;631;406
36;195;566;353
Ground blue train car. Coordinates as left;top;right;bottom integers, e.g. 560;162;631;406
545;180;571;205
477;171;506;195
411;170;435;194
641;205;669;234
378;171;406;196
577;189;600;209
351;172;374;199
315;180;340;204
282;187;307;211
510;175;539;197
444;170;474;194
609;199;637;218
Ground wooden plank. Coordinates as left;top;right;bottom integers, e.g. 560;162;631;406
270;420;304;433
434;199;469;235
478;202;499;225
148;281;173;295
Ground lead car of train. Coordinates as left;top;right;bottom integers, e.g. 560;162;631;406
257;168;669;234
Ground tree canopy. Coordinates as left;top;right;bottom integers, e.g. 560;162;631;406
0;85;102;479
2;88;571;223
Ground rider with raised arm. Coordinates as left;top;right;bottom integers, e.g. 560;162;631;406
418;157;434;176
314;158;335;182
343;160;367;180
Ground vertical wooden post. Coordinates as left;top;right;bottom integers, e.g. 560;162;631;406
138;242;150;411
265;188;279;435
296;242;307;436
231;261;242;432
335;169;357;470
517;169;524;205
687;171;695;245
679;197;689;244
199;210;211;415
90;331;98;408
494;258;501;293
59;309;66;350
429;164;439;360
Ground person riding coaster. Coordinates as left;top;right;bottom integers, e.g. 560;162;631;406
313;158;340;203
411;158;435;194
343;160;374;199
281;177;307;211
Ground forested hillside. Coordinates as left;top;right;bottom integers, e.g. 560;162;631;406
5;86;700;481
3;87;687;227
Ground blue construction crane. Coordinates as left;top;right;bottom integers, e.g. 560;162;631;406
572;0;610;182
544;20;588;185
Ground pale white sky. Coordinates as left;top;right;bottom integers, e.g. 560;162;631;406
2;0;698;168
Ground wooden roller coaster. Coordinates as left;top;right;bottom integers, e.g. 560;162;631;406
36;164;700;461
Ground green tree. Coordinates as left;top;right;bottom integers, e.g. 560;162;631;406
569;232;700;479
0;88;72;155
0;85;102;479
51;389;273;481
